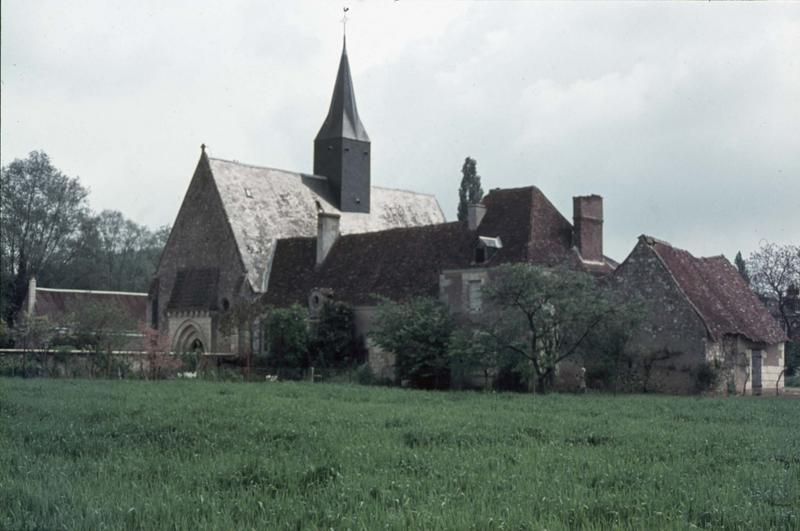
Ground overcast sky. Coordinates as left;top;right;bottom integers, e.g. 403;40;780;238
2;1;798;262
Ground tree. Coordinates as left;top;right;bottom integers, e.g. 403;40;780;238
1;151;89;324
734;251;750;285
46;212;170;293
265;305;310;372
476;264;630;393
448;326;508;390
579;299;642;393
311;301;361;369
456;157;484;222
370;297;454;389
748;242;800;338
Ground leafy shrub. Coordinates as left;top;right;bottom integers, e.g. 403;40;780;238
370;297;453;389
694;360;723;393
355;363;376;385
265;305;309;373
310;301;363;369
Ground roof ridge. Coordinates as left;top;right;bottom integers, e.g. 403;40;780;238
371;185;437;197
208;157;327;180
639;234;674;247
208;158;437;197
35;287;148;297
276;220;461;245
487;185;543;195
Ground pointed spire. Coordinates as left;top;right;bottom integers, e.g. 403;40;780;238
315;39;370;142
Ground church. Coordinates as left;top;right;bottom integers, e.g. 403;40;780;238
149;39;445;354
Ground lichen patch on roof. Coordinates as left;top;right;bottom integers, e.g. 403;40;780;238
207;157;445;291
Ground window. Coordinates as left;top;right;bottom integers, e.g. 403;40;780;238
467;280;482;314
475;247;486;264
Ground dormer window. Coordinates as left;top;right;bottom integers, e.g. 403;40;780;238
475;236;503;264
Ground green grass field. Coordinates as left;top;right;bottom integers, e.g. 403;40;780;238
1;379;798;530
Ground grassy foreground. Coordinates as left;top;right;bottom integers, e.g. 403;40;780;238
1;379;798;530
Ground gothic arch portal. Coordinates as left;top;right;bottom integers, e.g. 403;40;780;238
172;320;208;354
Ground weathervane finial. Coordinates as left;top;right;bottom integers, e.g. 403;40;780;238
341;7;350;45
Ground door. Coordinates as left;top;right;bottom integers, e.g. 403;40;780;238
751;350;763;394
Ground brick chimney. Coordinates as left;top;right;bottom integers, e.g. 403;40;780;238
573;195;603;263
467;203;487;231
316;212;340;266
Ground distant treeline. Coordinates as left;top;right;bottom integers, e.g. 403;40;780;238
1;151;169;324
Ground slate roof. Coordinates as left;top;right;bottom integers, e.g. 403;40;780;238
643;236;787;344
264;186;617;307
25;287;147;327
167;268;220;311
207;156;445;292
315;39;369;142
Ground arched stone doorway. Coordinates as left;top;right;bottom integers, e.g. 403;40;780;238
172;320;208;355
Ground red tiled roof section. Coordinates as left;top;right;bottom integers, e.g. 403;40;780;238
478;187;534;264
32;289;147;327
479;186;604;272
265;222;474;307
651;240;787;344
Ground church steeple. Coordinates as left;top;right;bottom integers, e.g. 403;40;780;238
314;38;371;213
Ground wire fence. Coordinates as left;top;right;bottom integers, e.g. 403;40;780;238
0;349;241;380
0;349;368;383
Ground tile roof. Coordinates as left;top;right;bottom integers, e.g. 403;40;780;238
644;236;787;344
27;288;147;327
264;186;616;307
479;186;615;273
265;222;474;307
167;268;220;311
207;156;445;292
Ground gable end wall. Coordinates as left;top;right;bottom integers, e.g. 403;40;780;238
611;241;711;393
150;157;250;350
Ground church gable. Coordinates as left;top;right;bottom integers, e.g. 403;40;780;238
154;153;247;323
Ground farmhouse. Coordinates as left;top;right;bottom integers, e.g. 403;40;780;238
264;186;617;380
611;235;787;395
149;40;444;355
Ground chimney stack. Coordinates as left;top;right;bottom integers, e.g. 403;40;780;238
27;276;37;317
316;212;341;266
573;195;603;263
467;203;487;231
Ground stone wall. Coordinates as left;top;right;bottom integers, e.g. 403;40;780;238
439;268;491;320
718;337;785;395
149;156;252;353
352;305;396;382
611;240;711;394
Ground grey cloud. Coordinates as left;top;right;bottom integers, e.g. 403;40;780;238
1;1;797;265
